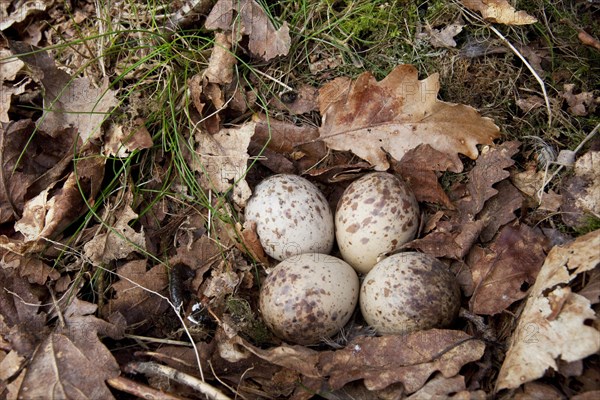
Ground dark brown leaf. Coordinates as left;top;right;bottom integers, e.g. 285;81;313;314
319;330;485;393
469;223;548;315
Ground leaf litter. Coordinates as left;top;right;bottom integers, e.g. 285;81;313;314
0;1;599;399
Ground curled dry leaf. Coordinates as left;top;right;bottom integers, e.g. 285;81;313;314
0;1;48;30
104;118;153;158
318;65;499;172
469;223;548;315
424;22;465;48
83;203;146;266
194;122;254;208
406;373;487;400
496;229;600;390
408;141;520;259
459;0;537;25
205;0;291;61
204;32;236;84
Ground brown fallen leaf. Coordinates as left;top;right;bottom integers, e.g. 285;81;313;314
1;252;60;285
205;0;291;61
0;1;48;31
83;203;147;266
496;229;600;390
204;31;236;84
269;84;319;115
10;298;123;400
0;48;26;123
578;30;600;51
408;141;520;259
477;180;523;242
561;84;597;117
561;151;600;229
424;21;465;48
460;0;537;25
103;259;169;328
394;144;458;208
406;373;486;399
318;64;499;171
320;330;485;393
469;223;548;315
10;41;118;143
104;118;153;157
193;122;254;207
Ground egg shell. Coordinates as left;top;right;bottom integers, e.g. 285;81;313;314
335;172;419;274
360;252;461;335
259;253;359;345
245;174;334;261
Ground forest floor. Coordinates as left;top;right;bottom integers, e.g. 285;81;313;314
0;0;599;399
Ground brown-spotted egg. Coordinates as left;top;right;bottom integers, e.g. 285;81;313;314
360;252;461;335
335;172;419;274
259;253;359;345
245;174;334;261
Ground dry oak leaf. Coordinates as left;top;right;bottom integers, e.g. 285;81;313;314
497;229;600;390
318;65;499;172
0;1;49;30
205;0;291;61
460;0;537;25
469;223;548;315
319;329;485;393
204;31;236;84
406;373;486;400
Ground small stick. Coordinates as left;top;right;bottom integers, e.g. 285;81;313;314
126;361;233;400
107;375;185;400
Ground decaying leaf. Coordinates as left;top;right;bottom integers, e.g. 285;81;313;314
318;65;499;171
424;22;465;48
561;151;600;229
469;223;548;315
497;229;600;390
460;0;537;25
204;32;237;84
394;144;458;207
561;84;597;117
408;141;521;259
83;204;146;265
320;330;485;393
11;299;123;400
10;41;118;142
0;1;49;31
104;118;153;157
0;48;26;123
194;122;254;207
103;259;169;327
406;373;486;399
205;0;291;61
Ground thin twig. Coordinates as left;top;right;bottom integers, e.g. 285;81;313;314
126;361;232;400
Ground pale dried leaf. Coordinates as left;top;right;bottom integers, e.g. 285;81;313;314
0;1;49;30
460;0;537;25
83;205;146;265
497;229;600;390
318;65;499;171
104;119;153;157
406;373;486;400
205;0;291;61
425;22;464;48
205;32;236;84
10;41;118;142
194;122;254;207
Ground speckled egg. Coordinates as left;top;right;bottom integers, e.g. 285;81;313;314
245;174;334;261
360;252;461;335
335;172;419;274
259;253;359;344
